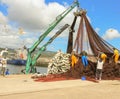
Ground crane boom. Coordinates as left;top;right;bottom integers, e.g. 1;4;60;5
25;1;79;74
29;24;70;73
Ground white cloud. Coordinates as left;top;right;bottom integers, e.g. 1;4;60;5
0;12;8;24
0;35;21;48
95;27;100;33
0;0;79;49
0;23;34;48
2;0;74;32
103;28;120;40
1;0;94;51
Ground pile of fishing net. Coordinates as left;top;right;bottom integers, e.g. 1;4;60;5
32;53;120;82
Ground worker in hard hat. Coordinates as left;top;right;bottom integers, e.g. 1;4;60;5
100;53;107;63
112;48;119;64
97;50;107;63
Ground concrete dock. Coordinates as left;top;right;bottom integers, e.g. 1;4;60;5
0;74;120;99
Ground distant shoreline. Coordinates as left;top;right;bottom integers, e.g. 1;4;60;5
0;48;56;67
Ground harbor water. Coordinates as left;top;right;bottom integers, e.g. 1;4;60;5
2;64;47;74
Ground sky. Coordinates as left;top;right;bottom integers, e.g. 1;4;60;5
0;0;120;53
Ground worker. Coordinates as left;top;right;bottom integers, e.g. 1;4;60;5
1;57;7;76
80;50;88;67
100;53;107;63
112;48;119;64
95;58;104;80
5;69;10;75
0;55;2;65
71;49;78;68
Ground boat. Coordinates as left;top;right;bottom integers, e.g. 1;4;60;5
1;47;27;66
8;46;27;65
7;59;26;66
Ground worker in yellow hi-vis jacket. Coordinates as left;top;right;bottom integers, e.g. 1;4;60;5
71;50;78;68
112;48;119;64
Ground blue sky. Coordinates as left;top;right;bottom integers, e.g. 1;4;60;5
0;0;120;53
